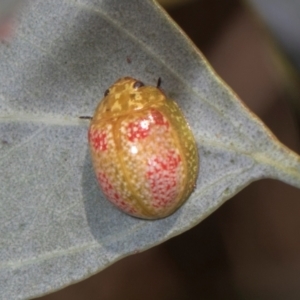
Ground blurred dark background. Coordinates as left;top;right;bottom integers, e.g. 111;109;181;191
37;0;300;299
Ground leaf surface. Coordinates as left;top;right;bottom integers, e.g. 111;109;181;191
0;0;299;298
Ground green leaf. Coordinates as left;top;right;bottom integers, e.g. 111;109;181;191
0;0;299;298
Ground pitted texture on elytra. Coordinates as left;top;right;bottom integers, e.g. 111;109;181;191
119;110;185;212
88;77;199;219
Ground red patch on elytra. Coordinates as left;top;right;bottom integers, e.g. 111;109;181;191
127;118;150;142
150;109;169;127
89;129;107;151
126;109;169;142
96;172;136;214
146;150;182;208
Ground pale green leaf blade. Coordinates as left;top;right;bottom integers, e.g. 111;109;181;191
0;0;299;299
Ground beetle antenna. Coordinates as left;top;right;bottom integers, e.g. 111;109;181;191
79;116;92;120
156;77;162;88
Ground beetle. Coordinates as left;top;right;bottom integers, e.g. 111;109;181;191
88;77;198;219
